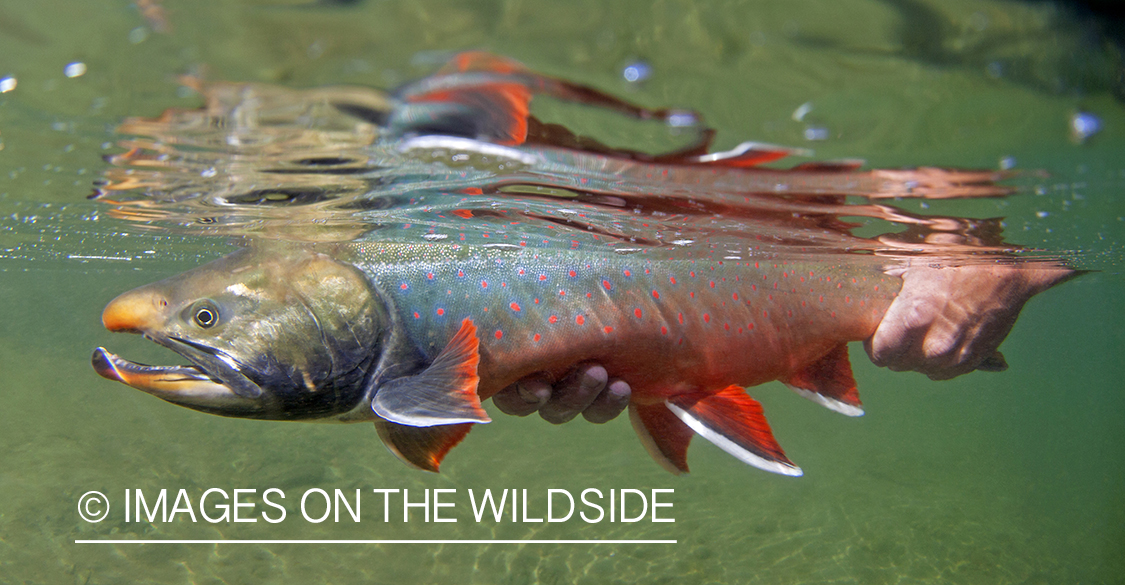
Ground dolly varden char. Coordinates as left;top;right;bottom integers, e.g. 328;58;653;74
350;239;900;476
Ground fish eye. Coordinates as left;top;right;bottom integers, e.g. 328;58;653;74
190;300;220;329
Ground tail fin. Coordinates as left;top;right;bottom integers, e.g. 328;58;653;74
630;386;801;476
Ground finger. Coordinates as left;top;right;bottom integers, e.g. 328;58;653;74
581;378;631;424
538;363;607;424
492;377;551;417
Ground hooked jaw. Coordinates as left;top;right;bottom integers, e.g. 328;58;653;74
93;288;263;415
91;347;258;413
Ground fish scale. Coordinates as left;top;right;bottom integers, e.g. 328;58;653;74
351;241;900;403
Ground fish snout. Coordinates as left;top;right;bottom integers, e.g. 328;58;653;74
102;289;169;333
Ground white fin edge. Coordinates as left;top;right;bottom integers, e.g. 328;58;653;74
664;401;803;477
627;404;686;476
786;384;865;417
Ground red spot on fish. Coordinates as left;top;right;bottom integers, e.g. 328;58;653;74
534;298;540;304
458;270;465;278
623;269;631;277
539;274;547;281
576;315;585;325
602;279;612;290
495;330;503;340
569;270;577;277
690;271;696;278
413;312;420;319
661;326;668;335
670;276;677;285
427;273;435;280
533;333;541;342
652;290;660;299
559;290;566;296
763;310;769;318
724;323;730;331
510;302;521;312
481;280;488;288
709;281;716;288
632;308;642;319
604;326;613;333
586;292;593;298
400;283;409;290
436;308;445;316
748;323;755;331
704;314;711;323
678;313;684;324
549;315;558;324
732;293;739;301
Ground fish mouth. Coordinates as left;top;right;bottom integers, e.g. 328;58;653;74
92;334;264;412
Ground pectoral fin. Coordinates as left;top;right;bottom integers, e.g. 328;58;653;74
374;419;473;472
783;343;864;417
371;318;491;427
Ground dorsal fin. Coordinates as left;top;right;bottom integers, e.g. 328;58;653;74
371;318;490;426
783;343;863;416
374;420;473;472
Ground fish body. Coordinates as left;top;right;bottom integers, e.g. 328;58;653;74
94;239;899;475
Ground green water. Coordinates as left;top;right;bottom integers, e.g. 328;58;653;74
1;1;1123;583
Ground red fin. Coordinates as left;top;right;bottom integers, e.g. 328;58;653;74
437;51;527;75
680;142;804;168
629;402;694;475
374;420;473;472
783;344;863;416
666;386;802;476
403;83;531;145
789;159;866;172
371;318;489;426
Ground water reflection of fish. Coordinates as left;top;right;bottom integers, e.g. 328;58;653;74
90;52;1063;475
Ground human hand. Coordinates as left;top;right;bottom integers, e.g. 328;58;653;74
492;362;631;424
865;260;1076;380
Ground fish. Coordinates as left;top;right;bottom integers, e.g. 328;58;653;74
88;52;1044;475
93;239;900;475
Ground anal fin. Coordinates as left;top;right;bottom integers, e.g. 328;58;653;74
371;318;491;426
374;420;472;472
665;387;802;477
783;343;864;417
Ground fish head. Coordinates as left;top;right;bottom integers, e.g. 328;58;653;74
92;243;386;420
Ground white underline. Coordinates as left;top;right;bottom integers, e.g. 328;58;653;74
75;539;676;545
